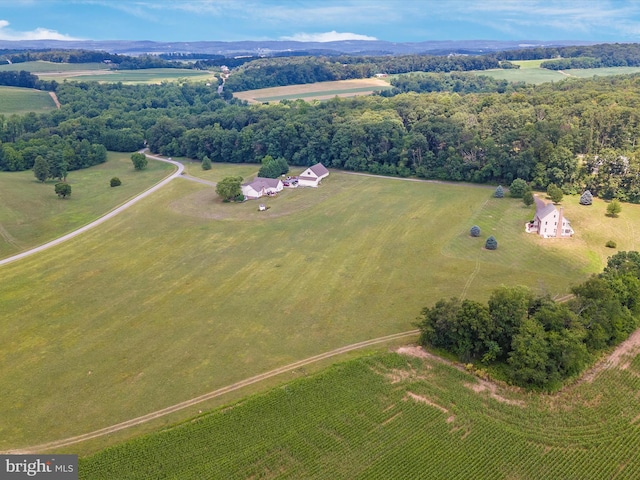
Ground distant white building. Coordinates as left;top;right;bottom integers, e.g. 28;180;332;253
297;163;329;188
525;196;574;238
241;177;283;199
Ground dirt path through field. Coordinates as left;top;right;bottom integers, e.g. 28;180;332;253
0;151;182;267
8;330;419;453
48;91;61;109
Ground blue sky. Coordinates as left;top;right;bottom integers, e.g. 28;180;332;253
0;0;639;43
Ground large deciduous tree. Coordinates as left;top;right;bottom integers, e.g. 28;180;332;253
131;152;148;170
607;199;622;217
215;176;243;201
54;182;71;198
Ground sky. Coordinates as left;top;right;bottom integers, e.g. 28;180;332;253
0;0;640;44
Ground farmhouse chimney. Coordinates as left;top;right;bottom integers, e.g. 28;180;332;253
556;207;564;237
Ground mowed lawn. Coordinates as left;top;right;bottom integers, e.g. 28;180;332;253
0;175;627;450
0;86;57;114
0;153;174;259
81;350;640;479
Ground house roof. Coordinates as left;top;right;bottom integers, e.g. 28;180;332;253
243;177;281;190
309;163;329;177
536;202;557;220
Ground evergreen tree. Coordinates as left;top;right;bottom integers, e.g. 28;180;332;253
470;225;481;237
494;185;504;198
523;190;534;207
201;155;212;170
547;183;563;204
33;155;49;182
485;236;498;250
579;190;593;205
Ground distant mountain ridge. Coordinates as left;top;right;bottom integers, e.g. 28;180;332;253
0;39;598;57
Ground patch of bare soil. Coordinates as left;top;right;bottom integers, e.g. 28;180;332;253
397;345;524;406
404;392;450;416
396;345;440;362
464;381;525;407
581;328;640;384
48;91;61;109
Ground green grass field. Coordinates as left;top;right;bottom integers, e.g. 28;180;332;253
476;65;640;84
0;152;174;259
80;348;640;479
0;86;56;114
0;61;110;73
0;172;632;452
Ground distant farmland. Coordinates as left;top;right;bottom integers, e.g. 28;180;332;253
233;78;392;103
0;61;213;84
0;86;56;114
476;64;640;84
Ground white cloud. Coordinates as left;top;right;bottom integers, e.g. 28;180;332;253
281;31;377;42
0;19;81;40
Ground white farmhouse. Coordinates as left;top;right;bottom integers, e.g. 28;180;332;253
525;196;574;238
241;177;283;199
297;163;329;187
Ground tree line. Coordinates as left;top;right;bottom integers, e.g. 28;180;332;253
4;72;640;203
223;54;509;92
0;70;57;91
418;251;640;390
496;42;640;68
0;49;195;70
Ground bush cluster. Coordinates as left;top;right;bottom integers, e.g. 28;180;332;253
418;251;640;390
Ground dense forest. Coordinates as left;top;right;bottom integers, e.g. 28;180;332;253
418;251;640;390
4;66;640;200
223;54;512;92
497;42;640;67
0;70;57;91
0;49;193;70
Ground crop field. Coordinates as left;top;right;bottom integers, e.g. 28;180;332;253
0;172;632;453
0;152;174;259
233;79;392;103
80;346;640;479
0;86;56;114
511;59;551;69
36;68;214;84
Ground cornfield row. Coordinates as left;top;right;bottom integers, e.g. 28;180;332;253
80;352;640;479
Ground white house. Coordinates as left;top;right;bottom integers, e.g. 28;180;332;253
241;177;283;199
525;196;574;238
297;163;329;187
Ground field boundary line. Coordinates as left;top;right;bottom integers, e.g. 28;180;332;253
0;152;181;268
9;330;419;454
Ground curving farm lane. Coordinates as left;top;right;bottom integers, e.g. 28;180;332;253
0;153;183;268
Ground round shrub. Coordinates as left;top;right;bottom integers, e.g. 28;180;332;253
509;178;528;198
110;177;122;187
485;236;498;250
470;225;481;237
606;240;617;248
